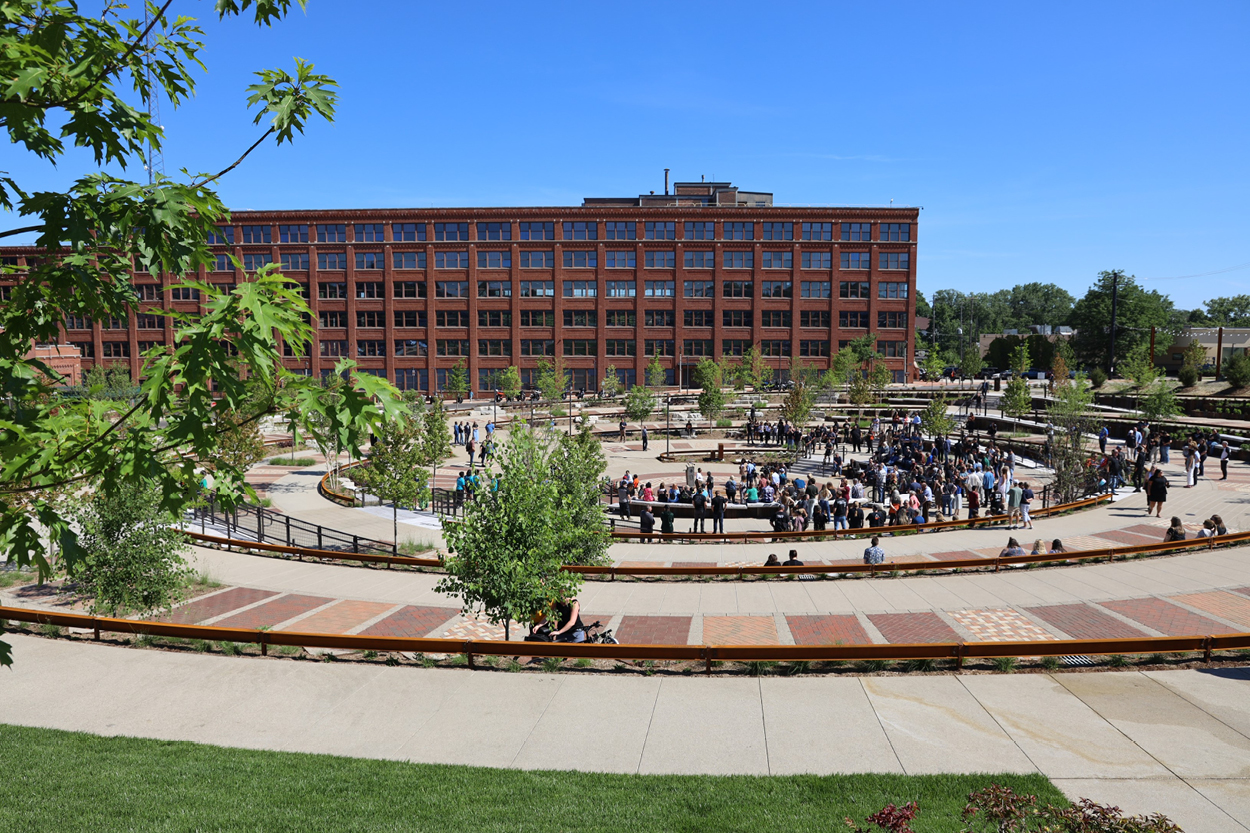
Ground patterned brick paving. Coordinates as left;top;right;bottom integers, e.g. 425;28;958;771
1123;523;1169;537
441;616;511;642
930;550;983;562
947;608;1059;642
1096;529;1164;547
867;612;961;644
1058;535;1119;552
1099;597;1237;635
1231;587;1250;598
280;600;395;634
161;587;278;624
702;615;778;644
786;614;871;645
614;615;693;645
360;605;457;638
1169;591;1250;629
213;594;334;629
1026;603;1148;640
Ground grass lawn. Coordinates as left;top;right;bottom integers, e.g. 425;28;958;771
0;724;1067;832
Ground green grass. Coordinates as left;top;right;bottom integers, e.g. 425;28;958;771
0;724;1066;832
268;456;317;466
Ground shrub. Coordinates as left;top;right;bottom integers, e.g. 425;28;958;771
1224;352;1250;388
1088;367;1108;388
992;656;1018;673
1040;656;1060;671
541;656;563;673
269;456;317;466
1177;364;1198;387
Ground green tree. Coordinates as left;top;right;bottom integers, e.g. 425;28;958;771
435;426;594;641
1006;282;1076;330
600;365;622;399
535;355;567;403
1138;384;1180;423
496;365;522;400
421;396;453;494
1120;343;1161;390
746;345;773;391
921;346;947;380
1001;343;1033;419
356;409;429;546
1203;295;1250;327
780;377;816;429
919;395;956;439
70;479;192;618
1047;375;1096;502
1224;352;1250;389
960;349;985;380
645;352;668;388
1069;271;1175;372
444;359;469;402
694;357;726;424
623;384;655;425
550;424;611;567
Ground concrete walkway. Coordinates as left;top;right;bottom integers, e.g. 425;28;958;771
4;633;1247;831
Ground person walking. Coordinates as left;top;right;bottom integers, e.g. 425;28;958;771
1220;440;1231;480
617;474;632;519
1146;467;1168;517
1006;481;1023;529
1184;442;1197;488
641;426;649;451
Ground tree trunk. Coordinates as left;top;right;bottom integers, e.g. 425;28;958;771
393;503;398;552
504;620;510;642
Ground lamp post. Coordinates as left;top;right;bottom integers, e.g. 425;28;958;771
665;394;671;456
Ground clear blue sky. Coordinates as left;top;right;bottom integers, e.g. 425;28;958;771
15;1;1250;310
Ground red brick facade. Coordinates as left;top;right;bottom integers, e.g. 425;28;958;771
0;182;918;390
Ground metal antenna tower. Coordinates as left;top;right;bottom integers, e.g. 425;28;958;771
143;5;164;184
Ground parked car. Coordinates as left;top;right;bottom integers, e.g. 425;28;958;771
975;366;1000;380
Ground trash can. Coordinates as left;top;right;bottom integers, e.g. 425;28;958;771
717;443;724;461
994;377;1001;392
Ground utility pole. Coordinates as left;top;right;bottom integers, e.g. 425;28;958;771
1108;272;1119;377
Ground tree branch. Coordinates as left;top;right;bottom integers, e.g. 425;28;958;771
0;225;43;240
191;127;275;190
63;0;177;107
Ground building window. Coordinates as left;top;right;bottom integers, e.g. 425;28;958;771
319;340;348;357
880;341;907;358
278;224;308;243
644;251;675;269
644;310;673;327
478;339;512;357
761;310;791;327
562;221;597;240
603;279;638;299
281;253;309;271
644;280;674;297
477;280;511;298
604;221;635;240
208;227;234;245
801;222;833;241
171;286;200;301
434;223;469;241
318;252;346;270
395;310;426;328
102;315;127;330
135;313;161;329
100;341;130;358
318;282;346;299
133;284;160;301
317;224;346;243
645;221;675;240
357;311;385;328
519;280;554;297
520;339;555;356
760;340;790;356
394;280;426;299
760;280;792;298
435;310;469;328
137;340;163;353
563;250;597;268
801;281;831;299
723;251;753;269
723;280;753;298
435;281;469;298
840;252;871;270
880;223;910;242
684;280;714;298
685;221;714;240
242;253;271;271
801;311;831;329
801;252;831;269
879;252;910;270
841;222;871;242
609;366;637;388
477;251;512;269
839;310;869;328
607;310;637;327
605;251;636;268
878;281;909;300
878;311;908;329
477;222;512;241
355;281;383;299
393;222;425;242
354;223;384;243
800;340;830;357
356;252;384;270
72;340;94;358
479;310;511;328
722;310;750;328
840;281;870;299
519;310;553;327
394;339;427;357
241;224;270;244
604;339;635;356
519;250;554;269
682;339;714;356
684;251;714;269
393;252;426;270
684;310;714;327
562;339;596;356
566;368;596;391
563;280;596;298
395;368;428;391
357;340;386;357
761;251;792;269
519;222;554;240
437;339;471;356
563;310;597;327
435;251;469;269
211;254;232;272
645;339;675;357
724;222;754;240
722;340;749;356
761;222;792;241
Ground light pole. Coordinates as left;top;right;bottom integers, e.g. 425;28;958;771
665;394;671;456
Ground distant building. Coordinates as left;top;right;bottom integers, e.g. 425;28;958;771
976;326;1072;357
26;341;82;386
1155;328;1250;373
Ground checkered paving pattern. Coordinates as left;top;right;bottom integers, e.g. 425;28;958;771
1096;529;1163;547
947;608;1059;642
1056;535;1119;552
361;605;457;638
614;615;693;645
786;614;871;645
929;550;983;562
1169;591;1250;629
867;612;961;644
161;587;278;624
702;615;779;645
1026;603;1148;640
280;600;395;634
1122;523;1169;536
441;615;514;642
1099;597;1238;636
213;594;334;629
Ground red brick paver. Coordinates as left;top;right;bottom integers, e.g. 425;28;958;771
361;605;457;638
614;615;693;645
1231;587;1250;598
1099;597;1237;636
281;600;395;634
1096;529;1164;547
930;550;984;562
162;587;278;624
213;594;334;629
1026;603;1148;640
867;612;961;643
703;615;778;644
1169;591;1250;629
786;614;871;645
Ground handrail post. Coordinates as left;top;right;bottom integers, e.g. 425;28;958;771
956;642;966;670
465;641;475;669
703;646;712;674
1203;636;1212;664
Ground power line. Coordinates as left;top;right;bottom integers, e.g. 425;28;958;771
1140;262;1250;281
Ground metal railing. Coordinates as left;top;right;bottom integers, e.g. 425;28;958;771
187;497;393;556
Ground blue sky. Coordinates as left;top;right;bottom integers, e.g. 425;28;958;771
14;1;1250;310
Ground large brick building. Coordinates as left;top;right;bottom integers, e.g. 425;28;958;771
0;180;918;392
